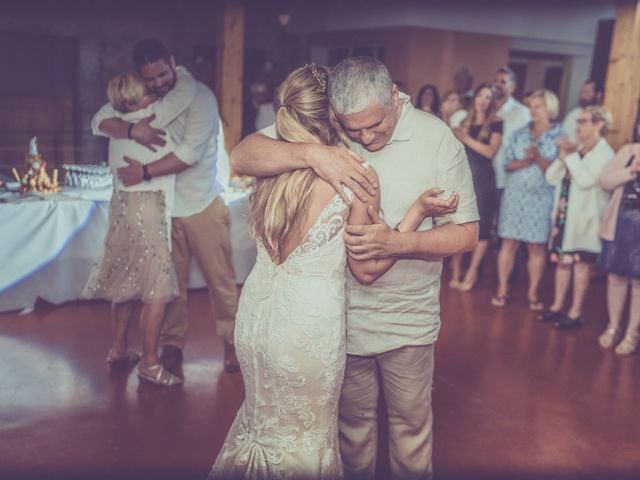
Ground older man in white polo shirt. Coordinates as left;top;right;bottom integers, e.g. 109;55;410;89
91;39;239;374
232;57;478;479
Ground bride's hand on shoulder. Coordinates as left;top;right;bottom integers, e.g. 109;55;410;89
414;188;459;218
306;145;378;204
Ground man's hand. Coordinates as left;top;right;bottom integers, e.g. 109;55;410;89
345;206;397;260
416;188;459;217
130;114;167;152
117;156;144;186
306;144;377;204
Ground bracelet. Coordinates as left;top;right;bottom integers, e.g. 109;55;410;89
127;123;134;139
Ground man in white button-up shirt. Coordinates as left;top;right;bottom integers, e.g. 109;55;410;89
91;39;239;374
232;57;479;480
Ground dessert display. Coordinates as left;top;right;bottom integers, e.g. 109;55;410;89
12;137;61;193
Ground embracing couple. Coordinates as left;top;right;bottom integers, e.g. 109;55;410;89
209;57;479;480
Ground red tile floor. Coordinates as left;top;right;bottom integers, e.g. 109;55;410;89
1;255;639;480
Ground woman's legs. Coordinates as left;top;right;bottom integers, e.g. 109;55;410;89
599;274;629;348
460;240;489;290
111;301;135;355
616;278;640;355
140;301;169;367
496;239;520;298
566;262;591;320
526;243;547;303
449;253;464;287
549;264;571;312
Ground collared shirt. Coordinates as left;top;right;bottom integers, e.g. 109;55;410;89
494;96;531;189
346;93;478;355
92;66;222;218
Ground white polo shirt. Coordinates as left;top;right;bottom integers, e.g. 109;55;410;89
346;93;478;355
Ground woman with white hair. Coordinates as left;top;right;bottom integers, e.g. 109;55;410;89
493;89;565;309
539;106;614;328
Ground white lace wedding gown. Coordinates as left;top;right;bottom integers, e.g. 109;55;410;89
209;192;351;480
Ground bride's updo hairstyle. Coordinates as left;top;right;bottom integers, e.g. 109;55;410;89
249;64;349;260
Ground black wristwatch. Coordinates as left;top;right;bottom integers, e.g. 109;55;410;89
142;165;152;181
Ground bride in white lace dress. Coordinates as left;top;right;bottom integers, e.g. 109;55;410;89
208;65;433;480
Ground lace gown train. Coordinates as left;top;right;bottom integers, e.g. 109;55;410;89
208;193;351;480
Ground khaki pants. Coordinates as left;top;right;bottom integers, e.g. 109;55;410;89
160;197;238;348
339;344;434;480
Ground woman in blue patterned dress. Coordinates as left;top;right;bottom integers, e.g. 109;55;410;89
493;90;564;309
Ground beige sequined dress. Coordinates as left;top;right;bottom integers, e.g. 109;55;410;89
83;104;178;304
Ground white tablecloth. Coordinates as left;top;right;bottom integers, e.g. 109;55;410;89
0;189;257;313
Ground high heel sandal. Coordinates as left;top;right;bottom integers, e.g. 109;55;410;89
528;299;544;311
457;272;478;292
491;294;508;307
598;326;622;349
615;334;639;356
137;363;183;386
106;349;141;367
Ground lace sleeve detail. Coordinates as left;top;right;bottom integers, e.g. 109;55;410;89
288;191;351;260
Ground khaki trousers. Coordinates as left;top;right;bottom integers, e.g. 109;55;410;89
160;197;238;348
339;344;434;480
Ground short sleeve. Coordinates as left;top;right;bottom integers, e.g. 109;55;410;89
491;121;504;135
434;130;480;227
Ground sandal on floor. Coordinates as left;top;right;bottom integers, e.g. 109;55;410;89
491;294;508;307
598;326;622;349
528;299;544;311
137;363;183;386
615;334;639;356
457;273;478;292
448;279;462;289
107;349;141;366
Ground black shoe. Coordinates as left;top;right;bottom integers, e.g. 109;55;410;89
160;345;183;370
538;310;563;322
554;316;583;329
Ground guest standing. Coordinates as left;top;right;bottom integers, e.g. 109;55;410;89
450;83;502;290
493;89;564;309
541;106;614;328
441;90;468;128
493;66;531;208
562;79;604;145
416;84;441;116
597;125;640;355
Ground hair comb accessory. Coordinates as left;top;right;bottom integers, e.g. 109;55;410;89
306;63;327;93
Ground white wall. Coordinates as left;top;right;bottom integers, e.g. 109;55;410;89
289;0;617;115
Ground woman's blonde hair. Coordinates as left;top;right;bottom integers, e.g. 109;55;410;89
528;89;560;120
584;105;613;133
107;74;146;113
248;64;349;260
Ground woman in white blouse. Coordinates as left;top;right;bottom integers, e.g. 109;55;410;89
540;106;614;328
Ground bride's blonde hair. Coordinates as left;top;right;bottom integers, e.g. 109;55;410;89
249;64;349;259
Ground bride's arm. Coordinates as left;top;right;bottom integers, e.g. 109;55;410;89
347;168;426;285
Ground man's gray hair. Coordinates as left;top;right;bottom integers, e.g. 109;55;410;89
329;57;394;115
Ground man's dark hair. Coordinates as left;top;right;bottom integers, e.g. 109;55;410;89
497;66;517;86
133;38;171;70
585;78;605;93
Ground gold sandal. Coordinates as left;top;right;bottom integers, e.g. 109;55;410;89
491;294;508;307
598;326;622;349
106;349;141;366
137;363;183;386
615;334;639;356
